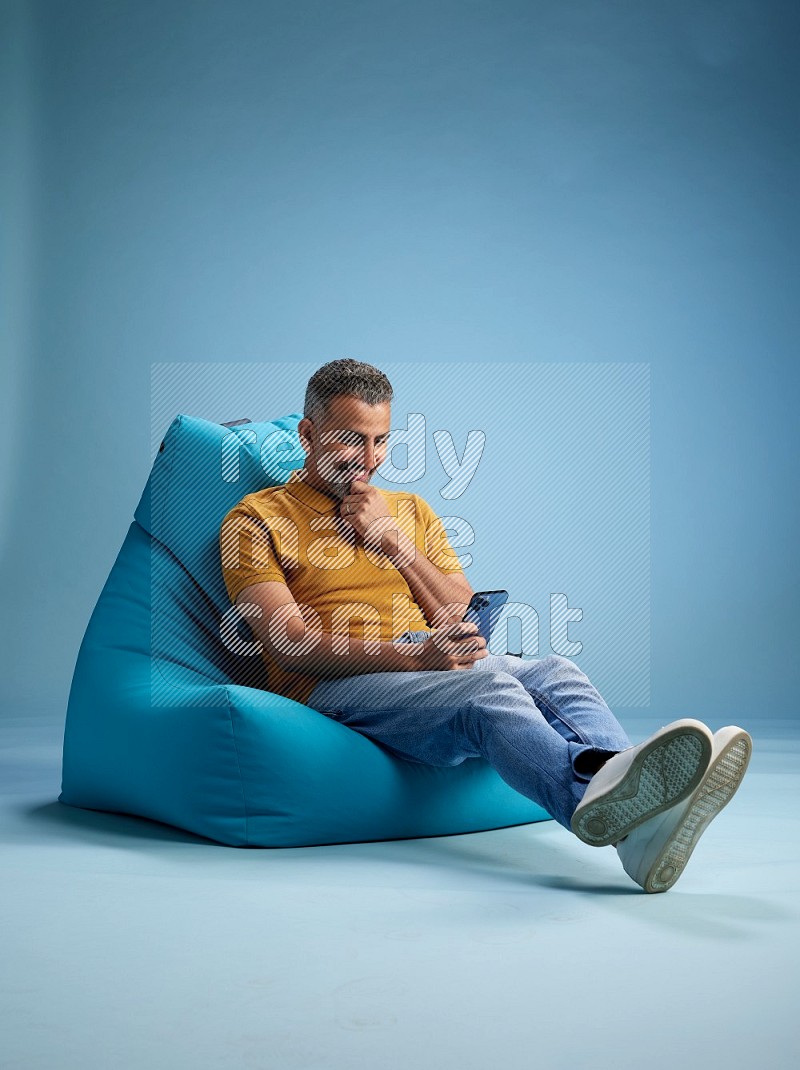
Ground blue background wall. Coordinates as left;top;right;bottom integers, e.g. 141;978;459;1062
1;0;797;723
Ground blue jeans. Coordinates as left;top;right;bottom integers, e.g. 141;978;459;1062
307;630;634;831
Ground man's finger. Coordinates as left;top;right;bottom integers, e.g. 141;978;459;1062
442;624;474;642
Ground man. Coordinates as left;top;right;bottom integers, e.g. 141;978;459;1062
219;358;752;893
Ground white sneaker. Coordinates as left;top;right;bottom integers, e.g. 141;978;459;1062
570;718;714;847
615;726;752;892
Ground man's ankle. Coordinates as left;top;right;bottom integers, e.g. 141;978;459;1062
574;750;614;777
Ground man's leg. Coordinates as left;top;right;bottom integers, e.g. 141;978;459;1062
309;648;741;893
308;656;630;832
469;652;634;777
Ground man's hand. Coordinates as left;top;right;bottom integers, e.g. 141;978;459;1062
414;620;488;671
339;479;403;552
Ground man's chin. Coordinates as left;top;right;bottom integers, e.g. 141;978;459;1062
328;478;360;498
319;470;371;498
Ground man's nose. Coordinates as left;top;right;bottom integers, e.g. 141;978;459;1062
360;443;377;470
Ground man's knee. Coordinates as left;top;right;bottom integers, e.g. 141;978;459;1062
475;653;528;677
472;668;527;692
537;653;576;677
461;669;529;721
457;670;534;749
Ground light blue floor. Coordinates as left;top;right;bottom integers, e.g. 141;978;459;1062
2;711;799;1070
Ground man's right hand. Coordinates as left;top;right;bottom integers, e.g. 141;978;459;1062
416;620;489;671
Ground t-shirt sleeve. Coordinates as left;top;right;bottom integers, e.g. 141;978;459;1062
219;503;289;605
415;496;466;576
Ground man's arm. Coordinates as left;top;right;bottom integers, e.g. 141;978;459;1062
380;496;474;628
384;530;473;629
235;581;483;681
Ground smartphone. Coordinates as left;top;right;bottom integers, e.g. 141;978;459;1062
461;590;509;645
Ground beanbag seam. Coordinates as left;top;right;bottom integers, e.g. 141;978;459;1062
223;685;250;846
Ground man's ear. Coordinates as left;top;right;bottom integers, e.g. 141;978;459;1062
297;417;313;455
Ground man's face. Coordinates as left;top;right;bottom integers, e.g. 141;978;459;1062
298;395;392;500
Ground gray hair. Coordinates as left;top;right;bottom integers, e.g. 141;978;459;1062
303;358;393;423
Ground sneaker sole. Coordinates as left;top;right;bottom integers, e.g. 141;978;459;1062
642;732;753;893
571;728;712;847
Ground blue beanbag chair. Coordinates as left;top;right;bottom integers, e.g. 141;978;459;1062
58;412;552;846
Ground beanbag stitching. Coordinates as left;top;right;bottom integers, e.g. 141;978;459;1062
223;685;250;846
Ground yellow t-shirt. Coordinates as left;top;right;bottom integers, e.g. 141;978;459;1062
219;467;465;706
